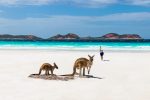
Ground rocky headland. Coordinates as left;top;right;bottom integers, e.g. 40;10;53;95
0;33;143;41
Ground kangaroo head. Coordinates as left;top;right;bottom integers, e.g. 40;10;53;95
88;55;95;62
53;62;58;69
87;55;94;74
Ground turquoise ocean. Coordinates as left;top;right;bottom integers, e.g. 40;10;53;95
0;41;150;51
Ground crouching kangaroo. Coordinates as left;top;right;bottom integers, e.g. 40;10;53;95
39;63;58;76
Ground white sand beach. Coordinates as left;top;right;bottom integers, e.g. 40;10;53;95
0;49;149;100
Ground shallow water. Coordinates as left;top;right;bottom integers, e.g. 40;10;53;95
0;41;150;51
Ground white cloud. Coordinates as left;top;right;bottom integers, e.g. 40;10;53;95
46;12;150;21
96;12;150;21
125;0;150;6
0;12;149;26
0;0;149;7
0;0;118;6
68;0;118;7
0;0;17;5
0;0;58;5
0;12;149;37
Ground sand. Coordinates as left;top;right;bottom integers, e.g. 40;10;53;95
0;49;149;100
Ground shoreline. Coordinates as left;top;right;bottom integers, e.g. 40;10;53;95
0;48;150;53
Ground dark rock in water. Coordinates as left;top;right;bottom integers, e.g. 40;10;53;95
28;74;74;81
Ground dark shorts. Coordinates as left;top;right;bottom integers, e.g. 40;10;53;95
100;52;104;56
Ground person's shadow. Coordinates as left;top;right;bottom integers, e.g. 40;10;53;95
103;60;110;61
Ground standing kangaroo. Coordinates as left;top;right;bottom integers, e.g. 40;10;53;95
72;55;94;76
38;63;58;76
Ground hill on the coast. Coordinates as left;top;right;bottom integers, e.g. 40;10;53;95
49;33;142;40
49;33;80;40
0;33;142;40
0;34;42;40
100;33;142;39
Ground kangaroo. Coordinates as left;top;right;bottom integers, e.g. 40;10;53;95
61;55;94;76
38;62;58;76
72;55;94;76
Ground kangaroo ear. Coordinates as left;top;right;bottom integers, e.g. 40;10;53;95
88;55;90;57
54;62;56;65
92;55;95;58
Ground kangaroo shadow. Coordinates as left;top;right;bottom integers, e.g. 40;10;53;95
84;75;103;79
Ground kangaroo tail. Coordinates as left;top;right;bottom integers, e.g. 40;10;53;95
72;65;76;75
38;68;42;75
60;74;73;76
60;66;76;76
31;74;39;75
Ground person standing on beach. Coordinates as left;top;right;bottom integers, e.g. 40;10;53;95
100;46;104;61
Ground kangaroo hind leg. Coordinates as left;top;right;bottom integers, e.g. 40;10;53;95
51;70;53;76
83;68;85;76
79;67;82;77
48;70;50;75
45;70;48;75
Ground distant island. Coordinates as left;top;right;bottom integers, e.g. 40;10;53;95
0;34;42;40
50;33;142;39
0;33;147;42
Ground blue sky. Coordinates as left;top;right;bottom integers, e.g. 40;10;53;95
0;0;150;38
